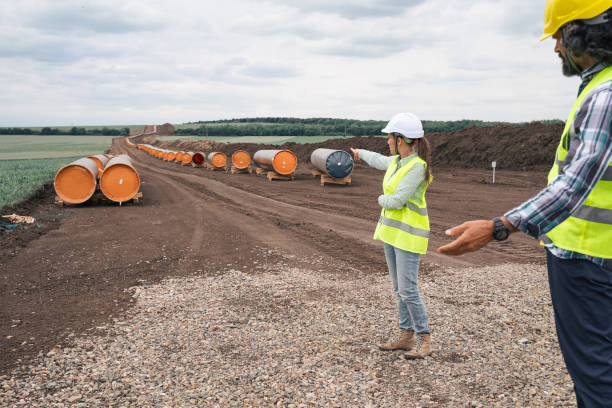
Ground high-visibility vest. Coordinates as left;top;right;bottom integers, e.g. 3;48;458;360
373;155;430;254
544;65;612;258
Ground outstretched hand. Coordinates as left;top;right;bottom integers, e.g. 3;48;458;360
350;148;360;161
437;220;495;256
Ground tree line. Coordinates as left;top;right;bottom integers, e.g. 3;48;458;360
0;127;131;136
2;118;563;138
178;117;563;137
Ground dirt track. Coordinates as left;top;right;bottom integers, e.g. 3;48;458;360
0;136;548;375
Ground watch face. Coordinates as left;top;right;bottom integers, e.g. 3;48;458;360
494;229;509;241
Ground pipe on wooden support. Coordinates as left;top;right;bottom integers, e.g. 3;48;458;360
99;155;141;203
310;148;353;179
254;149;297;175
192;152;206;165
181;152;194;164
165;151;177;161
54;157;99;204
208;152;227;168
231;150;251;169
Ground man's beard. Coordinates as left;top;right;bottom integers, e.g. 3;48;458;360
559;53;580;77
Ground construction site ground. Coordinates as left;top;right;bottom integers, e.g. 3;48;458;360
0;133;551;378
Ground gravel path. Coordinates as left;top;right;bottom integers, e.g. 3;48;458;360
1;249;575;407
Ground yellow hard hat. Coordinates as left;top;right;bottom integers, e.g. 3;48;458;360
541;0;612;40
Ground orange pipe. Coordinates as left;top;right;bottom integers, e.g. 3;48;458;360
231;150;251;169
87;155;110;173
54;157;99;204
99;155;141;203
254;149;297;175
181;152;194;164
208;152;227;168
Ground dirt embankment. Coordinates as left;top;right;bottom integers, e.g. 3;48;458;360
134;121;563;171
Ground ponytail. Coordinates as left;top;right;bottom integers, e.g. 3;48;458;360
417;137;432;185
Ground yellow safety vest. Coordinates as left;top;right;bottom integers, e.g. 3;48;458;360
373;155;430;254
544;65;612;258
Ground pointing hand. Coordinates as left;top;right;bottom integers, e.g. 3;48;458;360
437;220;495;256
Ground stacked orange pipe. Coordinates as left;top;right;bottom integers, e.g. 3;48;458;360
87;155;110;173
99;155;141;203
54;158;99;204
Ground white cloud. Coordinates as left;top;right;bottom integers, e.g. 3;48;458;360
0;0;580;126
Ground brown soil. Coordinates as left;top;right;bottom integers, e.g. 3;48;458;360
0;122;559;375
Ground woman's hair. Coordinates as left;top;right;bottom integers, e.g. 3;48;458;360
562;9;612;66
416;137;432;185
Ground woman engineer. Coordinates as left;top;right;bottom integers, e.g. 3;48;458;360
351;112;433;359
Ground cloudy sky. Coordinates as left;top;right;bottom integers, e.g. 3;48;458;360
1;0;581;126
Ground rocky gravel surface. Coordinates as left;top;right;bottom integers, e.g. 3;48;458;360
1;249;575;407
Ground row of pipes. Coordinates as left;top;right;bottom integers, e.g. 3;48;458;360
54;154;140;205
133;142;300;176
126;138;354;180
53;137;353;206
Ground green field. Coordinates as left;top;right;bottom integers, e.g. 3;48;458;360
0;135;114;208
0;156;86;209
157;135;357;144
0;135;115;160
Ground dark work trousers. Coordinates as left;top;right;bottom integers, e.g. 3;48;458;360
546;250;612;408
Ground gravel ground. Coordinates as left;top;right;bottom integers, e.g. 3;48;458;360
1;249;575;407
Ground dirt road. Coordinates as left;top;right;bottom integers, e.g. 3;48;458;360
0;137;547;375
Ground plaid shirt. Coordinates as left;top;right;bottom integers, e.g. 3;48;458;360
505;62;612;266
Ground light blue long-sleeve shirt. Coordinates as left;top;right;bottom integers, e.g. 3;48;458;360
358;150;426;209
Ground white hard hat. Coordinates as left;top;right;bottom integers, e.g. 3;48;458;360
381;112;424;139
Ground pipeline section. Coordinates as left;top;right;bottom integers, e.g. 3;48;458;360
310;148;353;179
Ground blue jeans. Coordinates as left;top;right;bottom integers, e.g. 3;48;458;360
546;250;612;408
383;243;430;334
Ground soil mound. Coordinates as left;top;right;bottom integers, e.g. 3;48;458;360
430;122;562;170
148;121;563;171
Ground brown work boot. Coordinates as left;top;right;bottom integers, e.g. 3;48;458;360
378;330;415;351
404;333;432;359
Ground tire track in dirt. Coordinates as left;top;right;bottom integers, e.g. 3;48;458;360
124;149;389;271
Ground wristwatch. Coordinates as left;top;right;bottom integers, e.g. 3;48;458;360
492;217;510;241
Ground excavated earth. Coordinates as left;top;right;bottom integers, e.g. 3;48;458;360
0;122;566;401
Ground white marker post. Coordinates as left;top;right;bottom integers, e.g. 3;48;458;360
492;161;496;184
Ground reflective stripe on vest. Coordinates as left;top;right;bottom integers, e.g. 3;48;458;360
373;155;430;254
377;216;430;238
545;65;612;258
405;201;428;216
